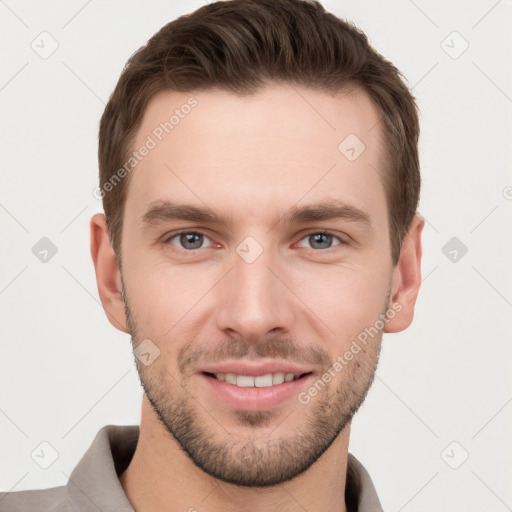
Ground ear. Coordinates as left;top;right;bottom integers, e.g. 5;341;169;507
384;214;425;333
90;213;130;333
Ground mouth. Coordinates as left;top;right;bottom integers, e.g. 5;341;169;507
203;371;312;388
198;365;315;411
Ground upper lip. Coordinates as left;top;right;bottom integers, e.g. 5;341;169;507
198;360;314;377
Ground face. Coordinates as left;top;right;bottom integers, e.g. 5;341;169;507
119;84;395;486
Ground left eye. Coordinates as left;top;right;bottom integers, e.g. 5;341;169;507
168;232;213;250
298;232;342;250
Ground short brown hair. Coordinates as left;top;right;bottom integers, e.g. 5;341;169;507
98;0;420;265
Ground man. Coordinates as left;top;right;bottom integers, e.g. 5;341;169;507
1;0;423;510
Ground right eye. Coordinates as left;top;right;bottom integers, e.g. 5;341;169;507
166;231;214;251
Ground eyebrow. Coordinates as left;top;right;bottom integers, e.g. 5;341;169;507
140;200;372;230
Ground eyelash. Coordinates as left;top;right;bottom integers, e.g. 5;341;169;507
163;229;348;252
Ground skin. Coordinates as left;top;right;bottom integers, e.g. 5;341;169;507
90;84;424;512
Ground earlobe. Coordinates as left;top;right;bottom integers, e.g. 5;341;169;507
90;213;130;333
384;214;425;333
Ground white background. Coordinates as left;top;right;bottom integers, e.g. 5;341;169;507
1;1;511;510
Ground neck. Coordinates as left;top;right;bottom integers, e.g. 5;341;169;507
120;397;350;512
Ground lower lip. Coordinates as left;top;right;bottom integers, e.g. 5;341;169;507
199;373;313;411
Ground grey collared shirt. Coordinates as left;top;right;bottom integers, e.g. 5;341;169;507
0;425;384;511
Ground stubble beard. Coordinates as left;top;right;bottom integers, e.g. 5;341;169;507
123;285;386;487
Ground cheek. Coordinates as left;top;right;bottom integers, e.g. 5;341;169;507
288;261;390;342
124;261;218;337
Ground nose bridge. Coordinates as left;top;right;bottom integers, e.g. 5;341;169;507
215;241;294;339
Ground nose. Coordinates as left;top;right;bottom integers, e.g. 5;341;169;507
214;246;296;342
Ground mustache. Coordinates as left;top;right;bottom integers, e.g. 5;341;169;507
178;337;331;375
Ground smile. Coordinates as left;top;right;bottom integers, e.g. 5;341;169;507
208;372;305;388
200;369;314;411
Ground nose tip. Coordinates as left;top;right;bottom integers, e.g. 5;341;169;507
214;255;295;342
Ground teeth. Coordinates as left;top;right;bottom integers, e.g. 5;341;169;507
225;373;237;385
213;372;302;387
236;375;254;387
255;374;273;387
272;372;285;385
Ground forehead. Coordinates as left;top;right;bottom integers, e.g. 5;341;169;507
125;84;387;228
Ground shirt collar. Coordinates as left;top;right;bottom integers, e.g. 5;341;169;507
67;424;383;512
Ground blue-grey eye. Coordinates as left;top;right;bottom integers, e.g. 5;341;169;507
299;233;341;250
170;232;211;250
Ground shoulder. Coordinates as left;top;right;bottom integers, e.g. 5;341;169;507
0;486;70;511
